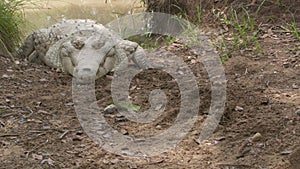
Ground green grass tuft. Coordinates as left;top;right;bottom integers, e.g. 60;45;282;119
290;17;300;41
212;6;262;62
0;0;25;53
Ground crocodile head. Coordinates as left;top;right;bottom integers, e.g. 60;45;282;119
59;30;118;83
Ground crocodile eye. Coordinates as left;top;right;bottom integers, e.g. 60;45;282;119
71;39;85;49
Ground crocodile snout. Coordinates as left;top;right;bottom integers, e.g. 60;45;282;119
74;67;97;84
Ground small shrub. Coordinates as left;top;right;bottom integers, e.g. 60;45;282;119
0;0;25;53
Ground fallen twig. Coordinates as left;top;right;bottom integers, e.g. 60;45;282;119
23;106;34;119
1;112;19;118
0;134;19;137
25;139;49;158
59;130;70;139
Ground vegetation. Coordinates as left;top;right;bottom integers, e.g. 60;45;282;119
141;0;300;63
1;0;298;63
289;16;300;42
141;0;264;62
212;6;262;62
127;33;176;50
0;0;25;55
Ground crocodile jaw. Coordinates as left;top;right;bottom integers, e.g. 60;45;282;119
73;35;116;84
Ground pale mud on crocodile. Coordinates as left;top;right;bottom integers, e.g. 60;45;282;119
14;19;153;82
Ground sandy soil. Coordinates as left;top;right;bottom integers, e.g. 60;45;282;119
1;1;300;168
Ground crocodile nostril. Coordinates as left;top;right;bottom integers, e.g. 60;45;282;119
82;68;92;72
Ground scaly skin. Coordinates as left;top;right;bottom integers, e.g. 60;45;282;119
14;19;103;63
49;29;153;83
15;19;153;82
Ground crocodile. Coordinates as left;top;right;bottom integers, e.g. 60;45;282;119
14;19;152;81
14;19;100;62
47;29;151;82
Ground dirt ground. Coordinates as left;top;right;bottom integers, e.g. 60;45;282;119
1;1;300;169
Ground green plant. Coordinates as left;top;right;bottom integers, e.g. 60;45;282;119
255;0;266;14
0;0;25;53
196;0;203;26
115;103;141;112
290;17;300;41
213;6;262;61
127;32;176;50
229;7;260;49
280;16;300;42
0;106;9;114
220;54;229;64
212;36;230;64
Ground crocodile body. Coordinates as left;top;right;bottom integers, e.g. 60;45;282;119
14;19;100;62
14;19;152;81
